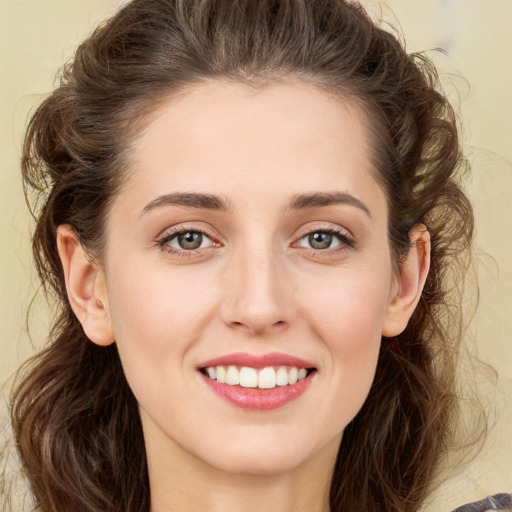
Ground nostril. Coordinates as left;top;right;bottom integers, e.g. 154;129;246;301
228;319;288;334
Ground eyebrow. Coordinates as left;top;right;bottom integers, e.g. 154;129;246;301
141;192;230;215
288;191;371;218
141;190;371;217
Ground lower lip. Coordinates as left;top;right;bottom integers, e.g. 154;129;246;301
200;372;314;411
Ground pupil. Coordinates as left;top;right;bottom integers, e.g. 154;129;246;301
309;232;332;249
178;231;202;249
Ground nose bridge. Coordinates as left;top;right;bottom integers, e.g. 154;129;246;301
222;236;291;334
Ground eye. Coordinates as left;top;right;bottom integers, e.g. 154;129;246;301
300;231;339;250
296;229;353;251
161;230;215;251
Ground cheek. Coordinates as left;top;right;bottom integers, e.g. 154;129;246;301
318;311;382;435
303;259;393;346
299;262;392;410
322;294;383;392
105;263;219;395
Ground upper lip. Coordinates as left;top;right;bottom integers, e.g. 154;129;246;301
198;352;316;370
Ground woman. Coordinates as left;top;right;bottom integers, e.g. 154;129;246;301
4;0;510;511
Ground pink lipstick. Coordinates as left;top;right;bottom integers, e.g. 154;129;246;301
200;352;315;370
198;352;316;411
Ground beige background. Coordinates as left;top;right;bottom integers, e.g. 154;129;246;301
1;0;510;509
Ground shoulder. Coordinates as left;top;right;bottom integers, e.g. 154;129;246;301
451;494;512;512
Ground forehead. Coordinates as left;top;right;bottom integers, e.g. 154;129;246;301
119;80;385;218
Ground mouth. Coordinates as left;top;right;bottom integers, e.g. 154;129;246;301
197;352;317;410
199;365;316;389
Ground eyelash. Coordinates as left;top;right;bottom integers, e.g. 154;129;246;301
155;225;355;258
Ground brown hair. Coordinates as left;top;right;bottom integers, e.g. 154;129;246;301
8;0;473;510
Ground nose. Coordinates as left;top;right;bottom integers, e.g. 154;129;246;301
220;243;293;336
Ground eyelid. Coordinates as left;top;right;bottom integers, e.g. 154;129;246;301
294;222;355;241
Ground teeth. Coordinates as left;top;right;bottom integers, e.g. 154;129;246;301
206;365;311;389
225;365;240;385
216;366;226;384
258;367;276;389
276;366;289;386
239;367;258;388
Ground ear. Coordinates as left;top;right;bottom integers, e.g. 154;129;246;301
382;224;431;338
57;224;115;346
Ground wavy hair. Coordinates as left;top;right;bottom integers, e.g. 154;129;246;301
8;0;473;510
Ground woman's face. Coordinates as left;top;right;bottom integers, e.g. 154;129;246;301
101;81;401;476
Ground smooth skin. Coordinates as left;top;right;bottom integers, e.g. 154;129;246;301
57;81;430;512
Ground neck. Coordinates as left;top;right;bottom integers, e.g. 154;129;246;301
147;434;339;512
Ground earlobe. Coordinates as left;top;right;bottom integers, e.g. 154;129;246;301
382;225;431;338
57;224;115;346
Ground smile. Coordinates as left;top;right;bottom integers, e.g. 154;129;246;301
198;352;317;410
201;365;312;389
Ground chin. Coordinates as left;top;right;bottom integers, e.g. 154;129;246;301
196;431;340;477
208;450;311;477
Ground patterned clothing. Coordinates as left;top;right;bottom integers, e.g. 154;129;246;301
452;494;512;512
